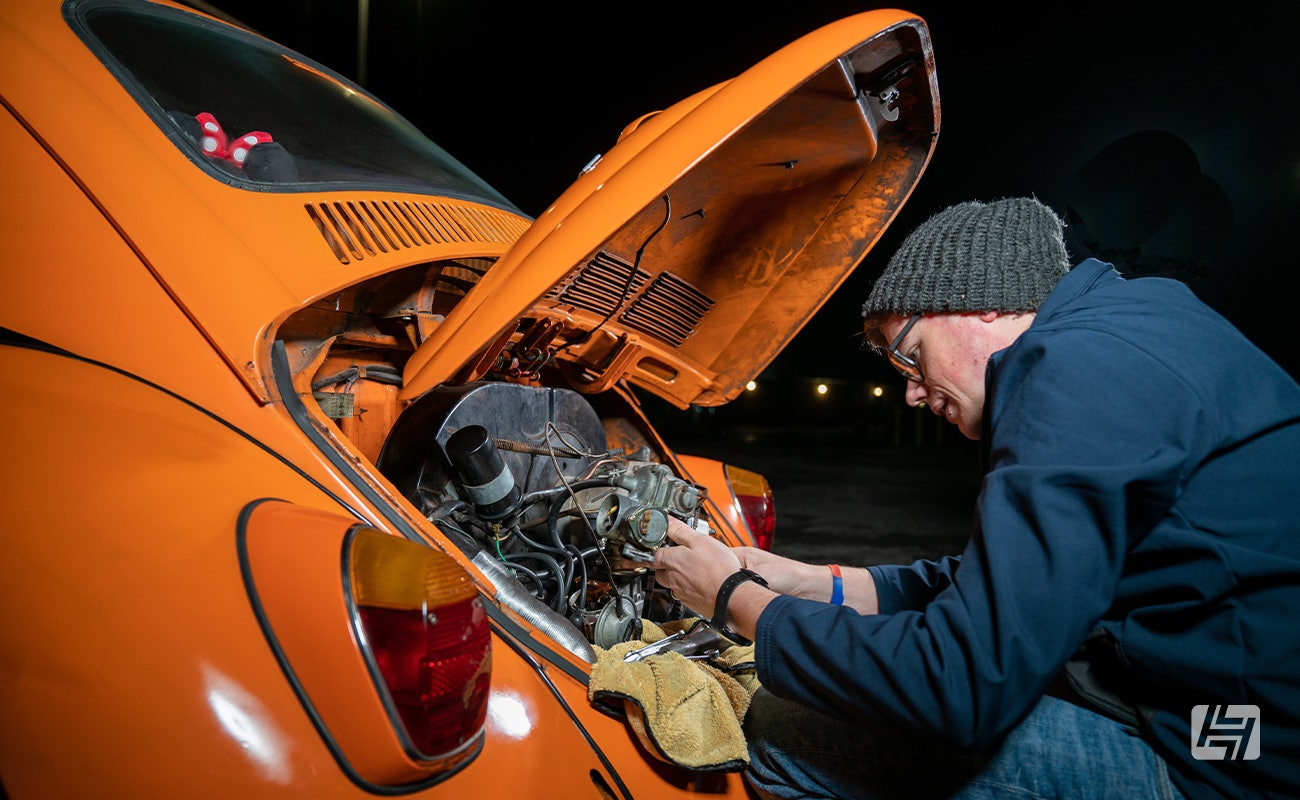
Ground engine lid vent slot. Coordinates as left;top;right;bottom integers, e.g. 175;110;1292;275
306;200;528;265
619;272;714;347
550;251;713;347
553;252;650;316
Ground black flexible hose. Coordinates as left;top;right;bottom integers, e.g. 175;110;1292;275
502;560;546;598
506;550;568;612
512;519;572;599
429;499;468;521
538;478;615;604
546;479;614;549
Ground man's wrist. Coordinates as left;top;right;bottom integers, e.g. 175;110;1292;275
828;565;881;615
712;569;768;643
717;579;777;643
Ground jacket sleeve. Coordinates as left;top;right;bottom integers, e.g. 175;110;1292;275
868;557;961;613
754;327;1201;751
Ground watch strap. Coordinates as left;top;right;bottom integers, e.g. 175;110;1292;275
711;568;768;645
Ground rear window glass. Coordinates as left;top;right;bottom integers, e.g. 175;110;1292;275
67;0;516;209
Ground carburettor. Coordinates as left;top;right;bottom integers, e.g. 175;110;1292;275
593;462;705;561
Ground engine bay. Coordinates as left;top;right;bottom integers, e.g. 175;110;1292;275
276;257;712;659
376;381;701;649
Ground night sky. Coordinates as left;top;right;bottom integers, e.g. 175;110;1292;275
205;1;1300;380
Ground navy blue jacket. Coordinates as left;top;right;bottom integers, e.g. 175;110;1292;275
755;260;1300;799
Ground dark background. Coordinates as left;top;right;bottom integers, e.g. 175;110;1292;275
194;1;1297;560
200;0;1300;385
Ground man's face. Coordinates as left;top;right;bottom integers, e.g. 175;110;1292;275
877;311;1024;440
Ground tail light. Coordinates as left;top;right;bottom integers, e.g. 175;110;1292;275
240;501;491;786
724;464;776;551
348;527;491;759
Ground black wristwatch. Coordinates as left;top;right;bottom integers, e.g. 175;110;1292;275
711;568;769;645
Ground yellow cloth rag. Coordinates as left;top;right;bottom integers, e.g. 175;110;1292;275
588;620;759;772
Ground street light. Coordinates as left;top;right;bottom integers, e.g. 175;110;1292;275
356;0;370;86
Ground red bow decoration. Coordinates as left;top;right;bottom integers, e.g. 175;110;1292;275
195;112;273;169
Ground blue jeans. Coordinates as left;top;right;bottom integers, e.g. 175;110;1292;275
743;689;1185;799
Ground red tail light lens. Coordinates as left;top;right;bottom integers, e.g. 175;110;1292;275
724;464;776;551
347;527;491;760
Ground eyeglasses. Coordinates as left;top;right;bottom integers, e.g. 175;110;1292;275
867;313;924;383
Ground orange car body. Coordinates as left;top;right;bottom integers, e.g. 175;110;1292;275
0;0;938;796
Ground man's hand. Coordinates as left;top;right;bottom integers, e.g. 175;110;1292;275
652;515;880;639
657;521;882;616
651;518;744;618
731;547;826;596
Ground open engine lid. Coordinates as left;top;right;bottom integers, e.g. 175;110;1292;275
400;10;939;408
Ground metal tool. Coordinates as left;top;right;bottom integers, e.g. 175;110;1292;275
622;619;735;662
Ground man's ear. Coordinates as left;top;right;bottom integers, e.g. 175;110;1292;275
978;310;1000;323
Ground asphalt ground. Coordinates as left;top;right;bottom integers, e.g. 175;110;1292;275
669;425;983;568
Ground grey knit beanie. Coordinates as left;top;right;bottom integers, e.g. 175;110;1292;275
862;197;1070;317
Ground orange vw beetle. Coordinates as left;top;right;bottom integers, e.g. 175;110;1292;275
0;0;938;796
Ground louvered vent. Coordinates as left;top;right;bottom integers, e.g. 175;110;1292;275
621;272;715;346
306;200;529;264
555;252;650;316
551;251;714;347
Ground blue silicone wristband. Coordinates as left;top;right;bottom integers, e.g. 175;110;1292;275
829;564;844;606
